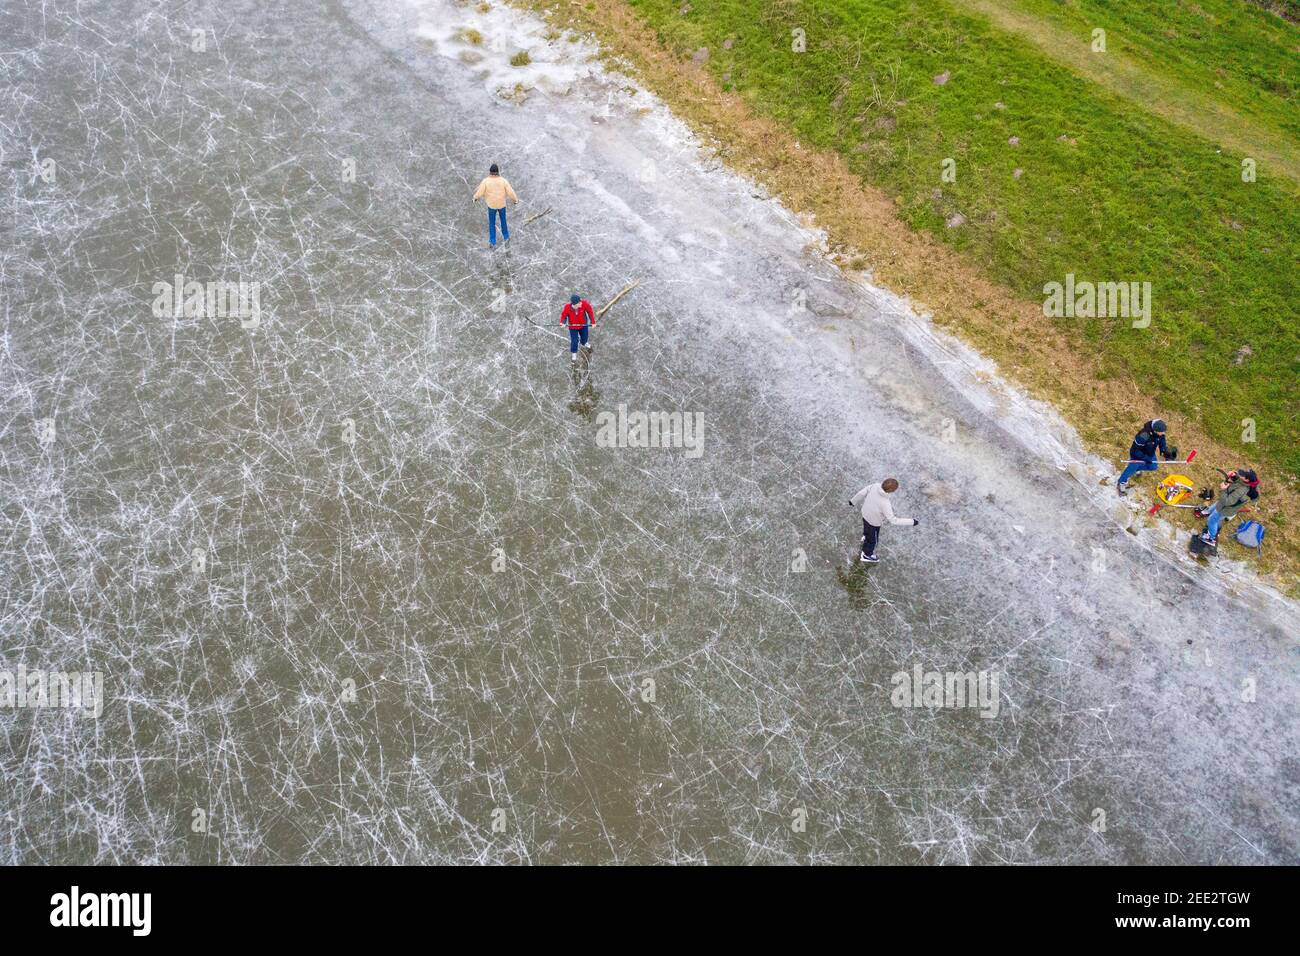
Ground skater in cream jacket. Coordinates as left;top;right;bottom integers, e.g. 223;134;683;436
850;478;918;563
472;163;519;247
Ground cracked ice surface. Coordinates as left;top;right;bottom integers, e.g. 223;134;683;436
0;0;1296;864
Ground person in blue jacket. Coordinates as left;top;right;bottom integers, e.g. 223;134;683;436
1116;419;1178;496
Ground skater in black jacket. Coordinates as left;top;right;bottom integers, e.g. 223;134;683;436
1116;419;1178;496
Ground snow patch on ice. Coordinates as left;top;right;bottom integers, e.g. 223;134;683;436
411;0;648;106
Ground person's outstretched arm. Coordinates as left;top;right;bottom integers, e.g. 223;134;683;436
472;178;486;202
506;179;519;204
881;496;915;526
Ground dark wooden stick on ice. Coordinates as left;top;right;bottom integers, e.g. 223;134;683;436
522;206;552;226
597;279;640;318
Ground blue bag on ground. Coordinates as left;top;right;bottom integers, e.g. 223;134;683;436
1234;520;1265;549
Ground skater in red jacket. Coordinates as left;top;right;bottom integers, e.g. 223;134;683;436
561;294;595;362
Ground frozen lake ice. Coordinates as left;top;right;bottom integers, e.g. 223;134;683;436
0;0;1296;863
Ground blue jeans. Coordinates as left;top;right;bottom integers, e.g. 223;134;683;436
862;520;880;558
1205;505;1223;540
568;326;589;353
488;206;509;245
1118;458;1157;485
